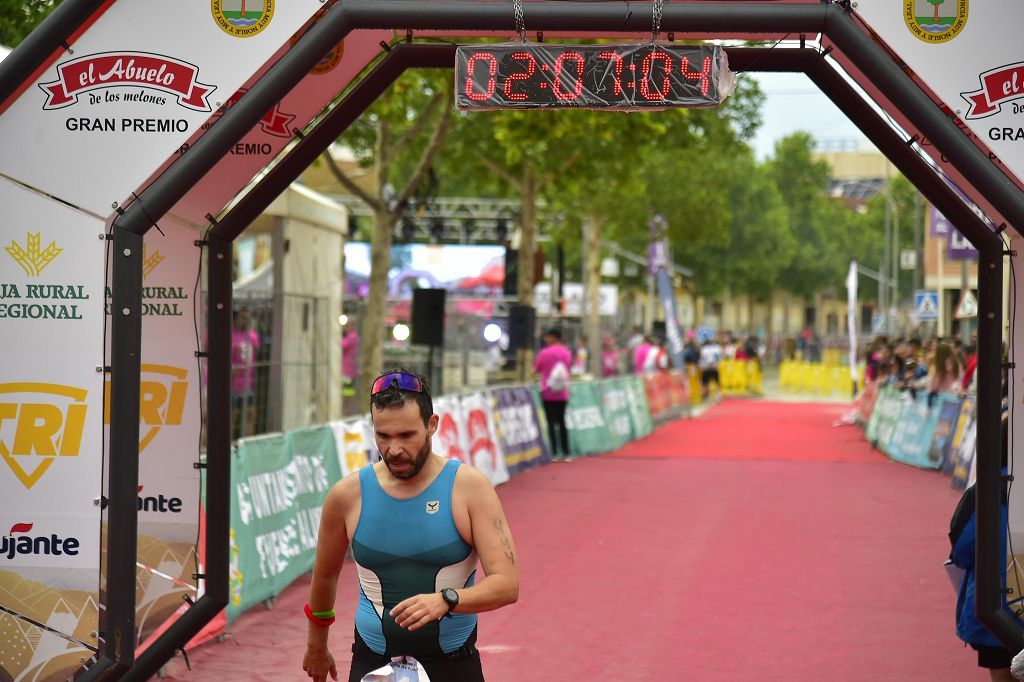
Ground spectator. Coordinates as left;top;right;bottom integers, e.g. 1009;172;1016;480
928;342;962;406
642;337;668;373
341;325;359;384
601;338;619;378
949;417;1015;681
571;336;589;376
534;328;573;461
625;325;645;371
962;343;979;393
634;336;654;375
231;306;260;438
699;338;722;400
683;339;700;368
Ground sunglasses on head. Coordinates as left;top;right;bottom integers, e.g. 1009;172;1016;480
371;372;424;396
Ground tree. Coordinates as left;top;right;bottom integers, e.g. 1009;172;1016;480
927;0;946;23
322;70;455;399
0;0;61;47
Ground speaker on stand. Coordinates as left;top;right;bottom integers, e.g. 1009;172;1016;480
411;288;447;392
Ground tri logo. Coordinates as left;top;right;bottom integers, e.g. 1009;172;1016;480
104;364;189;453
0;383;88;490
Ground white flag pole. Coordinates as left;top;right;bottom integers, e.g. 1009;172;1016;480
846;260;859;394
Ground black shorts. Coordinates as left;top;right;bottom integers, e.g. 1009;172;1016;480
970;643;1013;669
701;368;719;386
348;627;484;681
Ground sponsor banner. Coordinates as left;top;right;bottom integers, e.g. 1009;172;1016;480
0;0;324;217
169;30;390;226
856;380;880;425
459;392;510;486
492;386;550;475
0;177;106;678
666;371;690;408
228;427;340;621
1012;256;1024;548
623;376;654;440
529;386;552;453
853;1;1024;204
886;393;959;469
951;409;977;491
98;222;203;644
655;269;685;369
328;417;378;478
931;398;965;474
565;382;614;456
597;379;633;451
642;373;670;417
866;386;907;449
433;395;469;465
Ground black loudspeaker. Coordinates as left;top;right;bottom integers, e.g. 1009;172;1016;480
503;249;519;296
411;288;446;347
653;320;666;339
507;304;536;351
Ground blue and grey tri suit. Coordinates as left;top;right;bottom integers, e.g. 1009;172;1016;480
352;459;478;658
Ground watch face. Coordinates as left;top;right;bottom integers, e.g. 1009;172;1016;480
443;588;458;605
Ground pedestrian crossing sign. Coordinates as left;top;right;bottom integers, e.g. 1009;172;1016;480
914;290;939;321
955;289;978;319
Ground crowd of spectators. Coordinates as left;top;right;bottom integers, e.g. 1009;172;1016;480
864;334;979;404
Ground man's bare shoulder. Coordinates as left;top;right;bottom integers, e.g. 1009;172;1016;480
325;469;362;508
453;462;497;496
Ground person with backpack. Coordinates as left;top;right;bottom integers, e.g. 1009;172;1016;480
949;415;1016;680
535;328;573;461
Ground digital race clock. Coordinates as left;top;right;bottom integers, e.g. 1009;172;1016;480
455;43;734;111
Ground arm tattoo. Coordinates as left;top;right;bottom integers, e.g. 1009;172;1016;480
494;518;515;565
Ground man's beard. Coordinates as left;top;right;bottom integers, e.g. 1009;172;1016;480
385;436;432;480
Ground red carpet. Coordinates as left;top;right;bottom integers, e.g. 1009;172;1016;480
614;399;884;463
161;399;976;681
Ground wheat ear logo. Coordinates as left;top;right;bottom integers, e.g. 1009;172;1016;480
143;244;165;280
5;231;62;277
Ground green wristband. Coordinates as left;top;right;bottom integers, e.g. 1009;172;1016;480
311;608;335;619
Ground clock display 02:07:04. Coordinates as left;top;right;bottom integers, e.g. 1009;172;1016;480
454;43;731;111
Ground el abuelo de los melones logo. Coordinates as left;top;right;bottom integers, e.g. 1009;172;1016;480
0;383;88;490
39;51;216;134
904;0;968;44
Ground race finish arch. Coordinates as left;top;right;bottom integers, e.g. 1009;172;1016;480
1;1;1023;679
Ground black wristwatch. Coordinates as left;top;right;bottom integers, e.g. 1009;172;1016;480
440;588;459;614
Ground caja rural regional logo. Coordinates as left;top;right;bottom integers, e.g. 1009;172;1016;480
213;0;274;38
904;0;968;44
39;52;216;111
104;364;188;452
5;232;61;277
0;383;88;490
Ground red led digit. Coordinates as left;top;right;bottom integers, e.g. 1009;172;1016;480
681;55;712;97
640;51;672;100
464;52;498;102
598;51;624;95
553;51;584;101
503;51;537;101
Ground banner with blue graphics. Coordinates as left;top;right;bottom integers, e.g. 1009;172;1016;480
931;399;965;474
886;393;959;469
655;268;685;370
492;386;550;475
867;386;905;449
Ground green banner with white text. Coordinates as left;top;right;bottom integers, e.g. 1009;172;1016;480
228;427;341;621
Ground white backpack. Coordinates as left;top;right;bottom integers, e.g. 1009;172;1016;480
546;360;570;393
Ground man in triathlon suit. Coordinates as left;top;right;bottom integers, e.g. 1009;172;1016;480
303;369;519;682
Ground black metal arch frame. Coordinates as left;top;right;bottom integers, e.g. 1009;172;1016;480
1;3;1020;680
